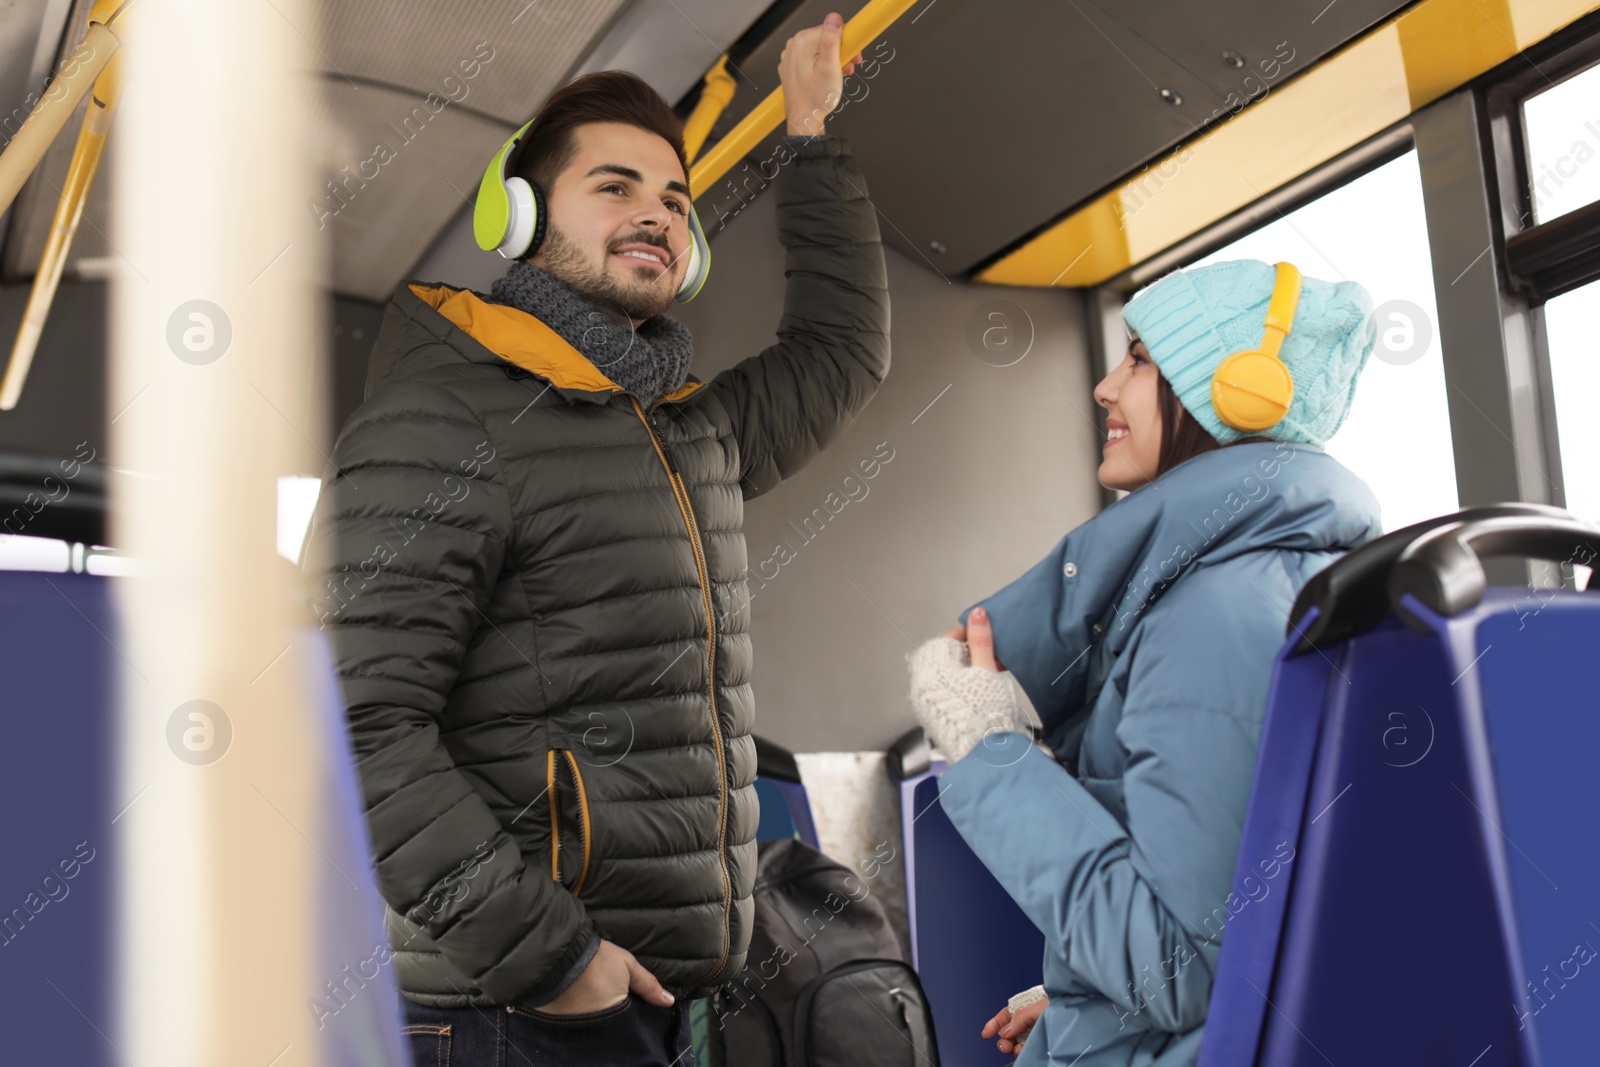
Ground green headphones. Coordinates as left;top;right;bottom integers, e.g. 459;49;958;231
473;118;711;302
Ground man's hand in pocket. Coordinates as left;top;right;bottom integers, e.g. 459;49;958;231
537;940;674;1015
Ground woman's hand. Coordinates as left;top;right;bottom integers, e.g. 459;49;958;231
941;607;1007;671
908;608;1030;763
981;993;1047;1056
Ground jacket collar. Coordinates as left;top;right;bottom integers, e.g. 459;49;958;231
961;442;1382;727
395;281;706;406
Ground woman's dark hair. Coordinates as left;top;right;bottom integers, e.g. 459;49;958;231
509;71;688;194
1152;369;1275;476
1154;372;1224;476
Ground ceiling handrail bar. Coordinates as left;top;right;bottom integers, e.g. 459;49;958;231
688;0;918;195
0;2;128;412
0;1;130;219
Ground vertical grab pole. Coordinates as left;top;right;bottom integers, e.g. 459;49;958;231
112;0;328;1064
682;56;737;165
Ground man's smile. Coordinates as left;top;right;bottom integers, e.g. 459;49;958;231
611;242;669;271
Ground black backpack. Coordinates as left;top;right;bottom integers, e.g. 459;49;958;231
704;837;940;1066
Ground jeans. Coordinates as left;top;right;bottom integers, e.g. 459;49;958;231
401;993;694;1067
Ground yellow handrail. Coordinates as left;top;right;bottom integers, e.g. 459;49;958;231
0;1;128;219
683;55;737;165
1;35;124;410
689;0;918;194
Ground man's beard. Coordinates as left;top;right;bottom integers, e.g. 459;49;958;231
539;225;675;321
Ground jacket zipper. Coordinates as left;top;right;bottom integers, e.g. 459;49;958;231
629;396;732;982
547;749;593;896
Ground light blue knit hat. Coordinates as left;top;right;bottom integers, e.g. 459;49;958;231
1121;259;1376;446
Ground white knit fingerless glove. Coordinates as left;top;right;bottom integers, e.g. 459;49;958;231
907;637;1035;763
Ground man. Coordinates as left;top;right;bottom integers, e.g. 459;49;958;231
306;13;887;1063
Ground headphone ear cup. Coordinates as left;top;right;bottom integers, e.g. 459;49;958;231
498;177;543;260
676;206;711;302
1211;349;1295;431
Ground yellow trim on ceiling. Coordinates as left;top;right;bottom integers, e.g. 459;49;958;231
978;0;1600;289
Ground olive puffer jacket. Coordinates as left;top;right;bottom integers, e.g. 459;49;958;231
305;138;888;1007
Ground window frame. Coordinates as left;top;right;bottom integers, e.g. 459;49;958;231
1485;29;1600;302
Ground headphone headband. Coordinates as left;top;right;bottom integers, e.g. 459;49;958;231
1209;261;1302;432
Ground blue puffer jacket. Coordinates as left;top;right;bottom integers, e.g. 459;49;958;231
941;441;1381;1065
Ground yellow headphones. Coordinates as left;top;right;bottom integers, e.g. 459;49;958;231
1210;261;1301;431
472;119;711;302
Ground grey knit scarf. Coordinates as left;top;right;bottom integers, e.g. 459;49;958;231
487;261;693;408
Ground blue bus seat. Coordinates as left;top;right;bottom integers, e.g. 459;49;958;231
751;734;820;848
1199;508;1600;1066
0;566;410;1065
753;777;821;848
900;761;1046;1066
0;572;115;1067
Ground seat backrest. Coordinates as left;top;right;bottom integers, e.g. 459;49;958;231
753;776;820;848
1202;508;1600;1066
0;572;115;1067
899;764;1044;1067
752;734;820;847
1472;589;1600;1061
0;570;412;1065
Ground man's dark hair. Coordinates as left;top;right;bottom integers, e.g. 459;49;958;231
508;71;688;195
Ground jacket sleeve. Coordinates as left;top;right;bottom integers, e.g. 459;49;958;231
704;136;890;500
936;621;1268;1033
304;378;595;1005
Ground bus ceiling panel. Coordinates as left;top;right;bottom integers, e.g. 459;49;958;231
1098;0;1412;100
316;0;632;126
695;0;1227;276
316;80;513;303
978;0;1600;289
570;0;781;114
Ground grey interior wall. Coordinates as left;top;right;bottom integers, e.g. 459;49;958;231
329;294;390;442
0;280;107;460
675;192;1103;754
0;280;389;482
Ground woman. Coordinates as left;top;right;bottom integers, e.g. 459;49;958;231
907;259;1383;1065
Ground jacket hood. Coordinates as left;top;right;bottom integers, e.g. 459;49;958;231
959;441;1381;726
363;281;706;406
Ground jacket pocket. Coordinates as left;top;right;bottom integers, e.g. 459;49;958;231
547;748;592;896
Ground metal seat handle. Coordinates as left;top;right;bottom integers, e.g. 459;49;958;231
1388;514;1600;629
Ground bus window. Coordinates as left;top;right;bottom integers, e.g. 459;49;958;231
1189;151;1458;532
1521;60;1600;225
1544;279;1600;530
278;475;321;564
